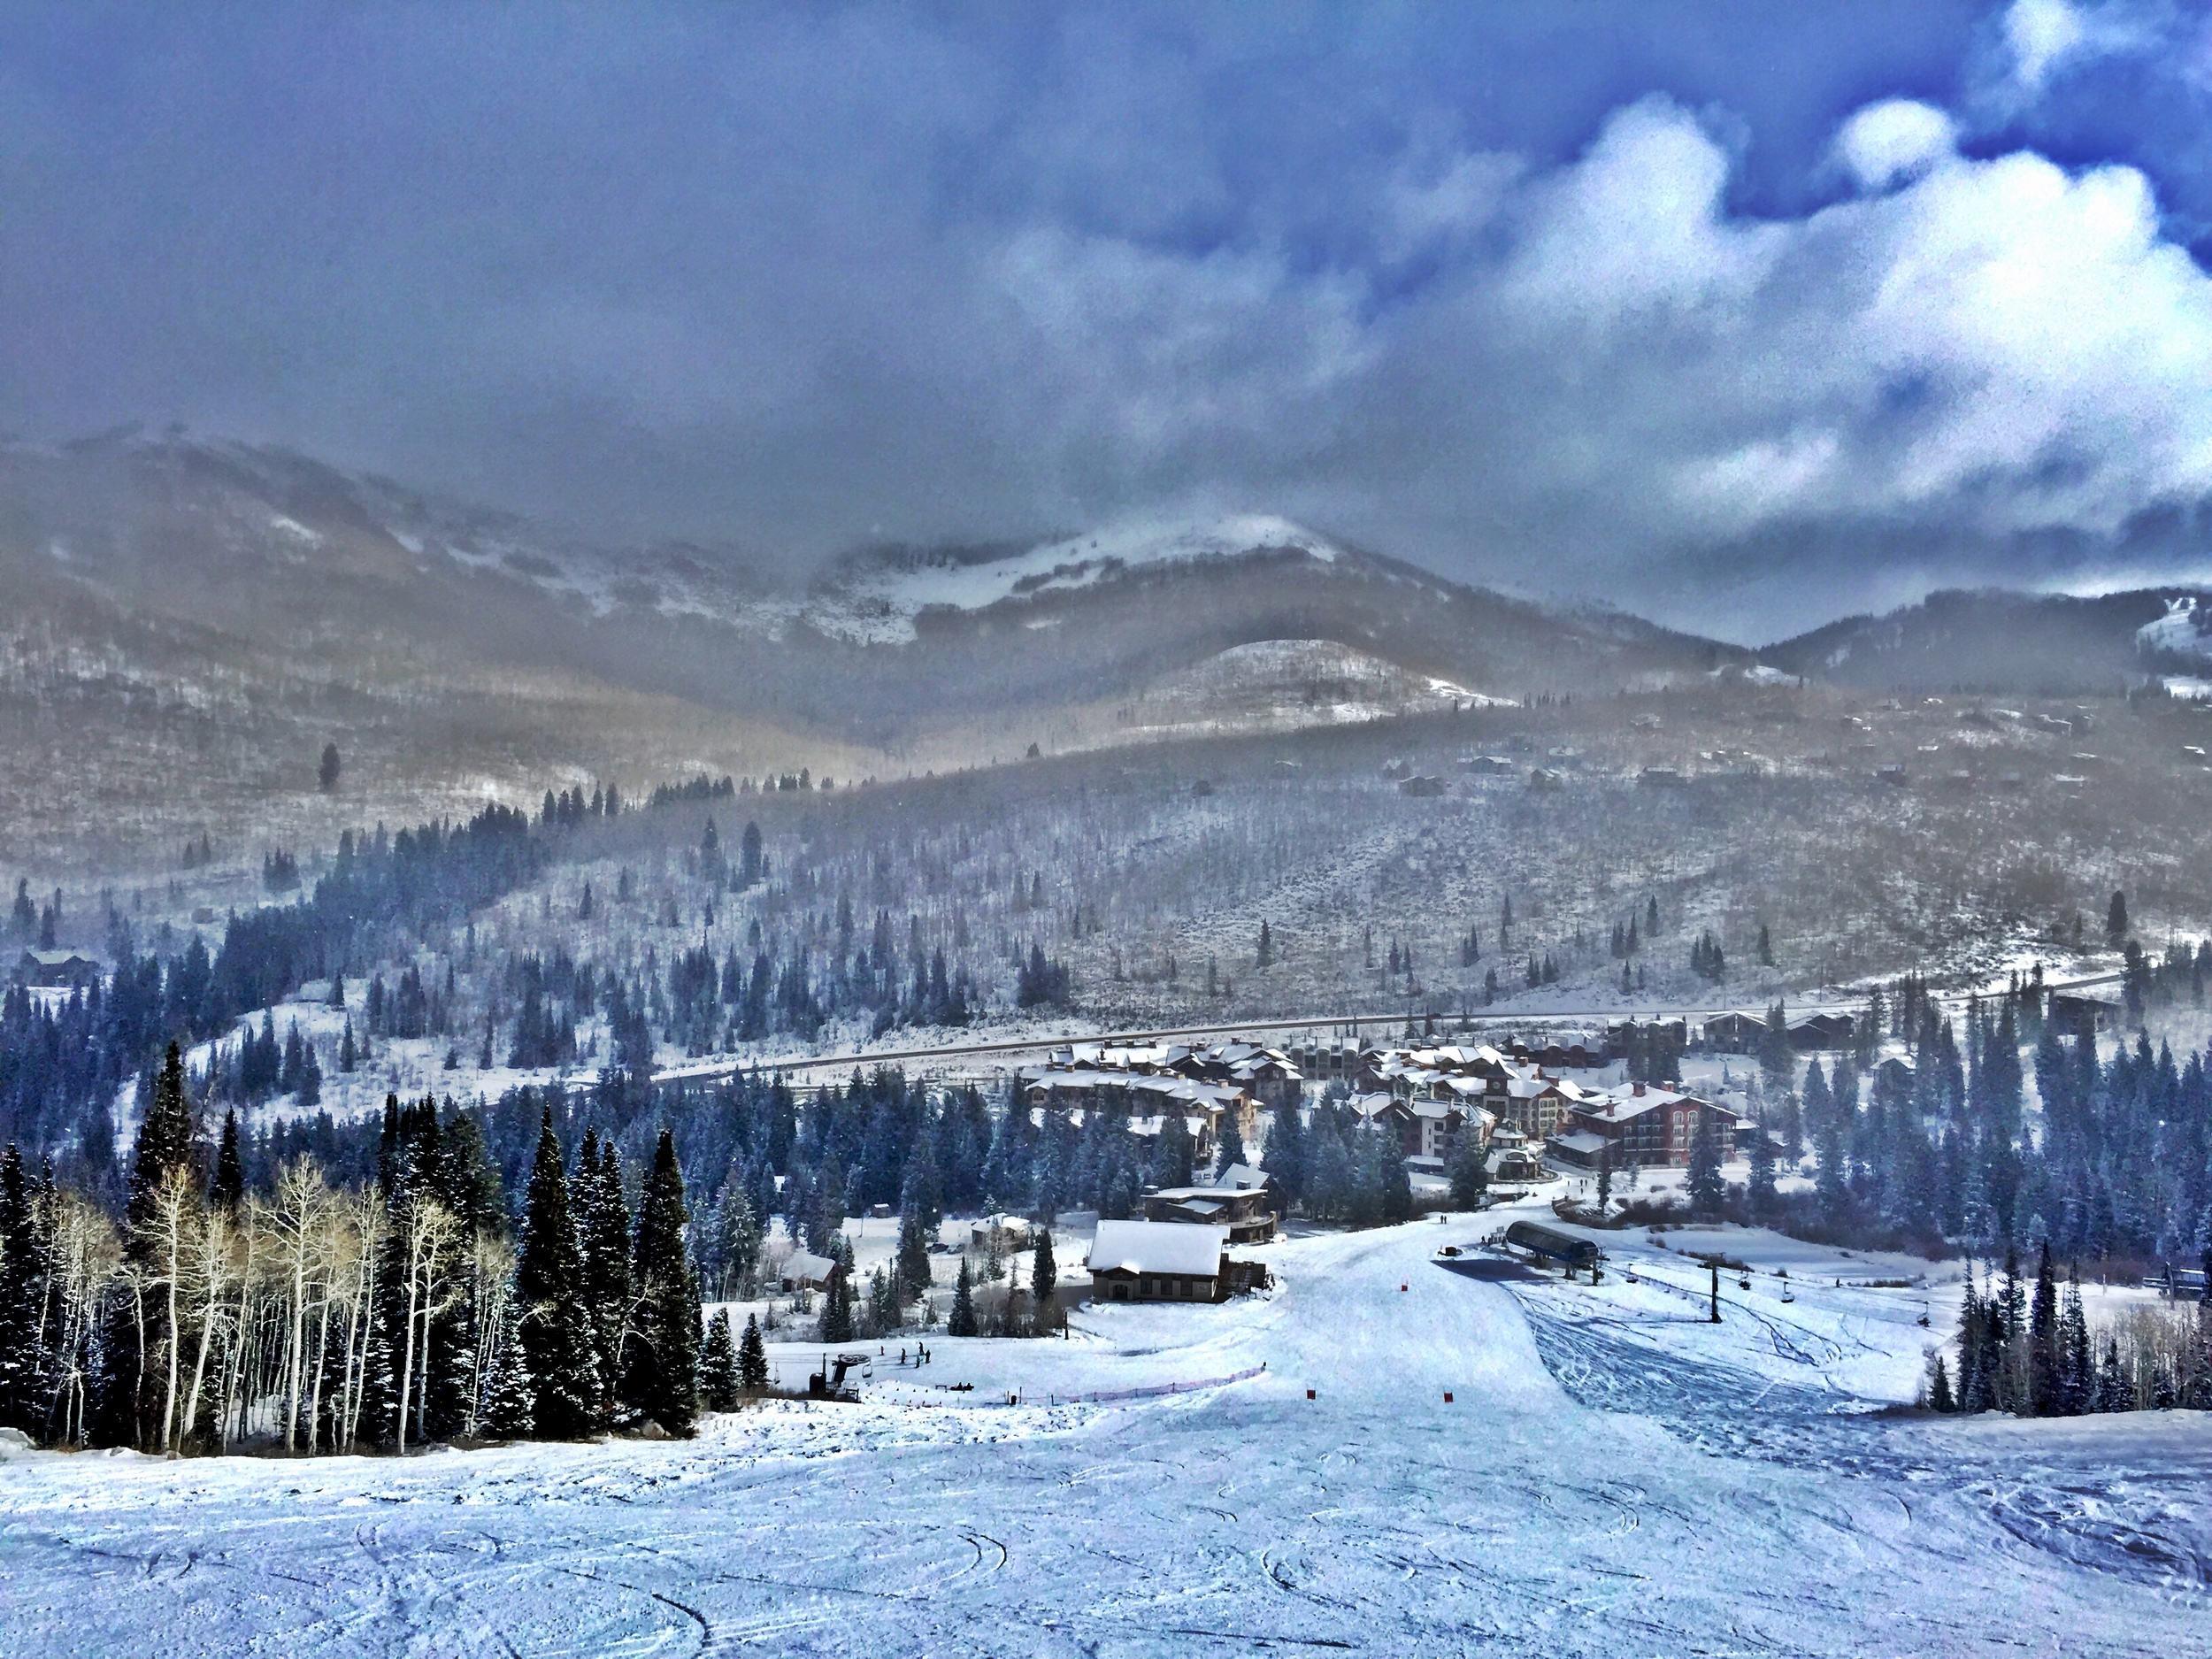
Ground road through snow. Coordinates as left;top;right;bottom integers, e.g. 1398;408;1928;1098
3;1220;2206;1656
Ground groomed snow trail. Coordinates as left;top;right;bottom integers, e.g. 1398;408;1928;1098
4;1222;2206;1656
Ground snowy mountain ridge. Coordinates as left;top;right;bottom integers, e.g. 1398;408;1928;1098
803;514;1345;644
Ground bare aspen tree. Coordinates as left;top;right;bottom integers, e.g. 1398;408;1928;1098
179;1202;242;1448
304;1201;359;1454
271;1159;328;1452
135;1168;196;1453
219;1194;263;1452
393;1199;460;1453
465;1235;515;1439
341;1188;387;1451
42;1194;118;1445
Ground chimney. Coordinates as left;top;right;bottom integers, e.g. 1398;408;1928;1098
1632;1081;1645;1097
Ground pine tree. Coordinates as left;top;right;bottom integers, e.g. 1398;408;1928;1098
622;1131;700;1434
820;1266;855;1343
1265;1102;1307;1210
1927;1353;1955;1413
577;1133;632;1422
1030;1231;1057;1336
2094;1339;2131;1412
514;1111;600;1438
92;1042;199;1448
2107;889;2129;941
1448;1125;1489;1210
1212;1110;1247;1179
1379;1139;1414;1225
739;1312;770;1393
895;1129;942;1302
0;1145;51;1432
1686;1111;1724;1220
1747;1124;1776;1219
478;1280;535;1440
2058;1270;2092;1416
948;1256;979;1336
708;1178;763;1300
1814;1125;1848;1223
212;1110;245;1214
128;1043;196;1235
1955;1267;1989;1413
701;1309;740;1412
2027;1240;2060;1416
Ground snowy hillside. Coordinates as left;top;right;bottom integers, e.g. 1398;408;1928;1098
2137;595;2212;663
4;1211;2204;1656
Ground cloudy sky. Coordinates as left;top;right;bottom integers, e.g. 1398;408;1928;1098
5;1;2212;637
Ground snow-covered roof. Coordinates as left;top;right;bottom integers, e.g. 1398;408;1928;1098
1217;1164;1271;1190
1578;1083;1712;1122
783;1250;838;1284
1087;1221;1228;1278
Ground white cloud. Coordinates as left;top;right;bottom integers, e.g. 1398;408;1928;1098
1834;100;1958;193
941;89;2212;621
1987;0;2169;107
1483;98;2212;541
1379;150;1523;265
2005;0;2094;92
1502;96;1784;329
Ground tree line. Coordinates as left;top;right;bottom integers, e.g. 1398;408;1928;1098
0;1047;703;1453
1925;1241;2211;1417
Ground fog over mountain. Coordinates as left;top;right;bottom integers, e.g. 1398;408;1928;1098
7;4;2212;635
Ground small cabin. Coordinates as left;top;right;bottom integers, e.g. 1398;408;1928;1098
1142;1185;1277;1243
779;1250;839;1293
1087;1221;1265;1303
15;949;99;988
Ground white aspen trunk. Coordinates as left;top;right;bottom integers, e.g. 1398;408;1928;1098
339;1294;364;1451
396;1233;421;1455
131;1279;148;1449
222;1217;257;1453
161;1206;183;1453
415;1289;432;1446
466;1265;493;1440
307;1290;334;1455
179;1223;227;1451
347;1220;380;1450
284;1235;310;1452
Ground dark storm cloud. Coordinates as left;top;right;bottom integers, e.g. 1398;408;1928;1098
1;2;2208;635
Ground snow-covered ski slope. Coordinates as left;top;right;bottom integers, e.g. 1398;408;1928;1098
4;1216;2207;1657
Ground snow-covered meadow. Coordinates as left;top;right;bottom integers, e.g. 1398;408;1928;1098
4;1205;2205;1656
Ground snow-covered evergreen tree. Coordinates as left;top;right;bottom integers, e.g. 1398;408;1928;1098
700;1308;739;1413
514;1111;600;1438
621;1130;700;1434
738;1312;770;1394
948;1256;978;1337
478;1279;535;1440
